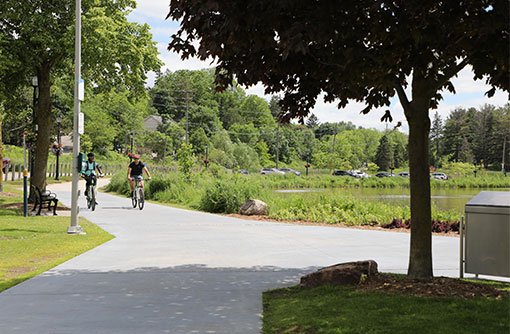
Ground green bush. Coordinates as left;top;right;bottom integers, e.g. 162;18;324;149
199;176;259;213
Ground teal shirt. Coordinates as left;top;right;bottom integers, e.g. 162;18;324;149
82;161;97;176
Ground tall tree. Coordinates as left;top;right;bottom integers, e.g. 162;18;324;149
306;114;319;129
167;0;509;279
375;135;394;171
429;112;443;166
0;0;161;191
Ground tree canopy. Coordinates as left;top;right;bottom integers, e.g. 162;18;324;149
0;0;161;190
167;0;509;279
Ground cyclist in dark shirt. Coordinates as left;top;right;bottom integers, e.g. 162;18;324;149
127;154;151;196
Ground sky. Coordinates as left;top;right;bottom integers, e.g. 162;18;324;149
128;1;509;132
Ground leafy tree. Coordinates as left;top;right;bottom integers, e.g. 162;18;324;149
190;127;209;154
314;122;356;140
239;95;275;128
167;1;509;278
160;121;186;155
268;95;283;122
229;123;260;146
176;142;195;181
142;131;172;161
0;0;161;190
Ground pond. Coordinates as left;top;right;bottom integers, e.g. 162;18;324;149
275;187;510;213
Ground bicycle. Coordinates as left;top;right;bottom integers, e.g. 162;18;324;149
84;174;98;211
131;175;145;210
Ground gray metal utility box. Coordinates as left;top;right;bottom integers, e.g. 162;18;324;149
464;191;510;277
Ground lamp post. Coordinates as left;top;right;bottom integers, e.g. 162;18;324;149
55;113;62;180
22;132;28;217
204;144;209;169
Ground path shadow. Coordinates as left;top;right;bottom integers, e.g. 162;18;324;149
0;264;317;334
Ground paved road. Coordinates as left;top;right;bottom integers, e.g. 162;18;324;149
0;180;460;333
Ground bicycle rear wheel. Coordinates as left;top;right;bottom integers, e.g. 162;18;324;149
138;188;144;210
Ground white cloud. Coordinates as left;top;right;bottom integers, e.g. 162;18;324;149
130;1;170;20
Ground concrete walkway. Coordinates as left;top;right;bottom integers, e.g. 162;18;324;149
0;180;460;333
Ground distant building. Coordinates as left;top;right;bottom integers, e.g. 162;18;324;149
143;115;163;132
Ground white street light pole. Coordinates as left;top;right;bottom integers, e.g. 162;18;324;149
68;0;83;234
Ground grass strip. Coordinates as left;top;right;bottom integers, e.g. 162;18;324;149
263;284;510;334
0;183;113;292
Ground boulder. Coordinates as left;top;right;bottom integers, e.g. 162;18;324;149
239;199;268;216
300;260;378;288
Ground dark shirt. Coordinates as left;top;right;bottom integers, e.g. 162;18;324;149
129;161;146;176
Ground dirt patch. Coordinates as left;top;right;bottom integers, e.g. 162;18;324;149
0;202;70;211
225;214;459;237
358;273;508;299
5;266;33;278
0;192;18;198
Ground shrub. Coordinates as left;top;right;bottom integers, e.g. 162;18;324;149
199;177;259;213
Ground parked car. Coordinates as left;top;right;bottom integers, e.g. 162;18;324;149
239;169;249;175
278;168;301;176
375;172;395;178
398;171;410;177
332;170;353;176
260;168;285;175
431;172;448;180
351;170;370;178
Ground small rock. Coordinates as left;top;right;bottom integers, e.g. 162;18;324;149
239;199;268;216
300;260;378;288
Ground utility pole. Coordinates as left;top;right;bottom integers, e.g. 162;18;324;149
275;125;280;169
68;0;83;234
503;136;507;173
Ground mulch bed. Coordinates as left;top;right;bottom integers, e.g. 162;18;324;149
358;273;508;299
0;202;70;211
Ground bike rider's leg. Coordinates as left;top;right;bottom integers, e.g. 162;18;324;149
85;176;91;196
139;179;144;189
129;177;135;196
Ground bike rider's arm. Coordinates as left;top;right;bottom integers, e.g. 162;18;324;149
96;164;104;175
143;166;151;179
127;167;132;180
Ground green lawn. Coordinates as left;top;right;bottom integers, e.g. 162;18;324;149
0;182;113;292
263;285;510;334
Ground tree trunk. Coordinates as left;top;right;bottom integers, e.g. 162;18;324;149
405;98;433;279
30;64;52;192
0;104;3;192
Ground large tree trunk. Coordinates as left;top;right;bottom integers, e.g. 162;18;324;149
405;97;433;279
30;63;52;192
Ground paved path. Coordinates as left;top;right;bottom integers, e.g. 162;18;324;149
0;180;460;333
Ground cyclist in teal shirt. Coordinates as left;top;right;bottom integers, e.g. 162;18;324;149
82;153;103;197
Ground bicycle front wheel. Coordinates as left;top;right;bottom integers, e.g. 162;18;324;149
138;188;144;210
131;190;137;208
90;187;96;211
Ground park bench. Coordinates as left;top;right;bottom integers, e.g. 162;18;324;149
31;185;58;216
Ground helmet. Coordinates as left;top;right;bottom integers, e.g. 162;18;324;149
87;152;95;158
132;154;140;159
